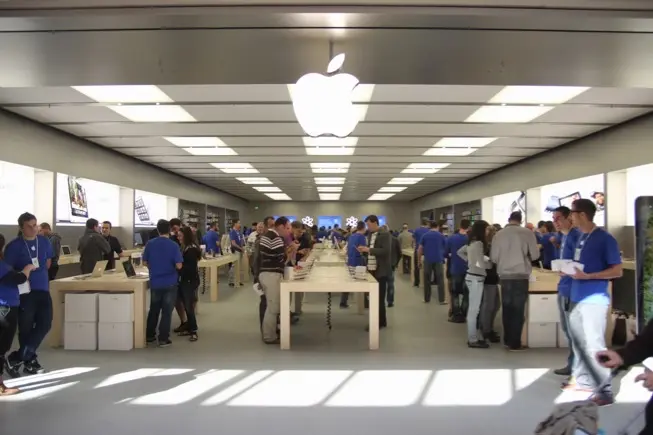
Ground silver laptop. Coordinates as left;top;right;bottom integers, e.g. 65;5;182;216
123;260;148;280
73;260;108;280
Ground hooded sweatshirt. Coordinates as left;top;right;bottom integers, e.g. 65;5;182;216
46;232;62;265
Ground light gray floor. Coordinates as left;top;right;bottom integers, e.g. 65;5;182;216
0;271;648;435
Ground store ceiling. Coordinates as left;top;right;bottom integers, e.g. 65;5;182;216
0;5;653;202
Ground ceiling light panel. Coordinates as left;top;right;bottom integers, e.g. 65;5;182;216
266;193;292;201
401;163;451;174
165;137;228;147
211;163;259;174
183;147;237;156
465;105;553;123
253;186;282;192
369;193;395;201
237;177;271;185
319;193;341;201
310;163;350;174
317;186;343;192
388;178;423;185
72;85;173;103
109;105;196;123
423;148;477;156
314;177;346;185
379;186;406;192
489;86;590;105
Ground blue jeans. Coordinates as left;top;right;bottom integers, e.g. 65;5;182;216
18;291;52;361
569;302;610;391
146;285;178;343
465;275;485;342
387;268;395;304
558;294;574;369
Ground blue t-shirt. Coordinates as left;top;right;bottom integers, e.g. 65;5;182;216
446;233;469;276
570;228;621;304
143;237;183;289
229;229;244;252
347;233;367;267
420;230;446;264
540;233;558;269
413;227;430;251
0;260;20;307
557;228;581;298
4;235;53;292
203;230;220;254
317;231;328;240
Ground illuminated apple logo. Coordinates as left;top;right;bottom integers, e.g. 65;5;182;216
291;54;360;138
302;216;314;227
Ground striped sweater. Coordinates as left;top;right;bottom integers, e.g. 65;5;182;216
258;229;286;275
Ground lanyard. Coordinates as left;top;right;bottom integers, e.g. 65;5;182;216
576;227;597;258
23;236;38;259
559;233;567;260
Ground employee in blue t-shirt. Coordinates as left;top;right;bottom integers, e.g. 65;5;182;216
341;221;367;308
143;219;183;347
228;219;244;286
446;219;470;320
551;206;581;380
4;212;54;376
412;218;431;287
418;221;447;304
203;223;220;255
565;199;622;407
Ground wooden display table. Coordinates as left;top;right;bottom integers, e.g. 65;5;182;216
58;248;143;266
313;251;365;314
198;253;241;302
49;271;149;349
280;267;379;350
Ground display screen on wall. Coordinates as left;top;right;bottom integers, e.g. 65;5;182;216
627;164;653;225
492;191;524;224
134;190;168;227
540;174;605;226
635;196;653;331
56;173;120;225
0;161;35;225
318;216;342;228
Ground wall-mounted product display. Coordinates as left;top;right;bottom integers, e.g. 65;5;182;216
540;174;604;226
421;209;435;222
492;191;525;224
179;200;203;227
226;209;240;232
134;190;168;227
0;161;35;225
626;164;653;225
56;173;120;225
635;196;653;331
318;215;342;228
435;207;453;230
206;206;224;230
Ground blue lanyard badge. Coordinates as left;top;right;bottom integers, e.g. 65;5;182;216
24;238;40;268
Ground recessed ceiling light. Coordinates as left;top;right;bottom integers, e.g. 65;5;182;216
183;147;237;156
237;177;271;185
266;193;292;201
306;147;356;156
368;193;395;201
310;163;351;174
109;105;196;123
211;163;259;174
317;186;343;192
388;178;423;185
253;186;281;192
379;186;406;192
319;193;341;201
314;177;346;185
489;86;589;105
72;85;172;103
401;163;450;174
465;105;552;123
165;137;228;147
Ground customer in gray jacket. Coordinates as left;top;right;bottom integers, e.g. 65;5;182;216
78;218;111;274
490;211;539;351
357;215;391;329
457;220;492;348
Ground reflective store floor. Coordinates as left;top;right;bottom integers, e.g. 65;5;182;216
0;272;648;435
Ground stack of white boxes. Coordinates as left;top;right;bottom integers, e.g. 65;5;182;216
527;293;559;348
64;293;99;350
98;293;134;351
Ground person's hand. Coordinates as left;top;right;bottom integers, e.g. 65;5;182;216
549;236;557;244
22;264;36;274
596;350;623;368
570;268;591;280
357;246;370;253
635;370;653;391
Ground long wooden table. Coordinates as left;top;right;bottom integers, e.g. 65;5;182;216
198;253;241;302
49;271;149;349
58;248;143;266
313;250;366;314
280;266;379;350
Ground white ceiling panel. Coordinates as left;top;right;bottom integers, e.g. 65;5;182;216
0;87;94;104
8;105;127;123
536;106;651;124
569;87;653;105
370;85;502;103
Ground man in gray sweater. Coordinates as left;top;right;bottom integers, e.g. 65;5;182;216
490;211;539;351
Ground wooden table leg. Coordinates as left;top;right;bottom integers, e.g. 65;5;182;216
210;265;219;302
280;289;291;350
49;288;64;347
134;288;146;349
368;287;380;350
356;293;365;315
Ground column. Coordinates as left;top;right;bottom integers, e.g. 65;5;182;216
605;170;628;246
481;197;494;223
167;197;179;219
526;188;542;224
120;187;135;247
34;170;55;224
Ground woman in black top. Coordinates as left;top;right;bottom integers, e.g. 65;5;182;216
479;226;501;343
178;227;201;342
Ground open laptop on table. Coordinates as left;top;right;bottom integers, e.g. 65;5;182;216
61;245;72;255
123;260;148;280
73;260;108;280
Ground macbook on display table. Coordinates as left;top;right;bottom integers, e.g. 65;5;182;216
123;260;148;280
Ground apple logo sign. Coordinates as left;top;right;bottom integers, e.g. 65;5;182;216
291;53;360;138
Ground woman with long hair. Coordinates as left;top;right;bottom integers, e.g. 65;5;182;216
178;227;201;342
0;233;35;394
457;220;492;348
479;225;501;343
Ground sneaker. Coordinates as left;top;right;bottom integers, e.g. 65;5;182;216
263;338;280;345
158;340;172;348
507;345;528;352
484;332;501;343
238;283;244;287
339;303;349;309
228;283;235;287
173;322;188;333
554;366;572;376
468;340;490;349
3;355;22;378
0;383;19;396
23;358;45;375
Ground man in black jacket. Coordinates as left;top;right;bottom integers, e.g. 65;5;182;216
597;319;653;434
78;218;111;274
358;215;392;329
382;225;402;308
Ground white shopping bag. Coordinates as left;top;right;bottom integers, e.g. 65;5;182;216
18;281;31;295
